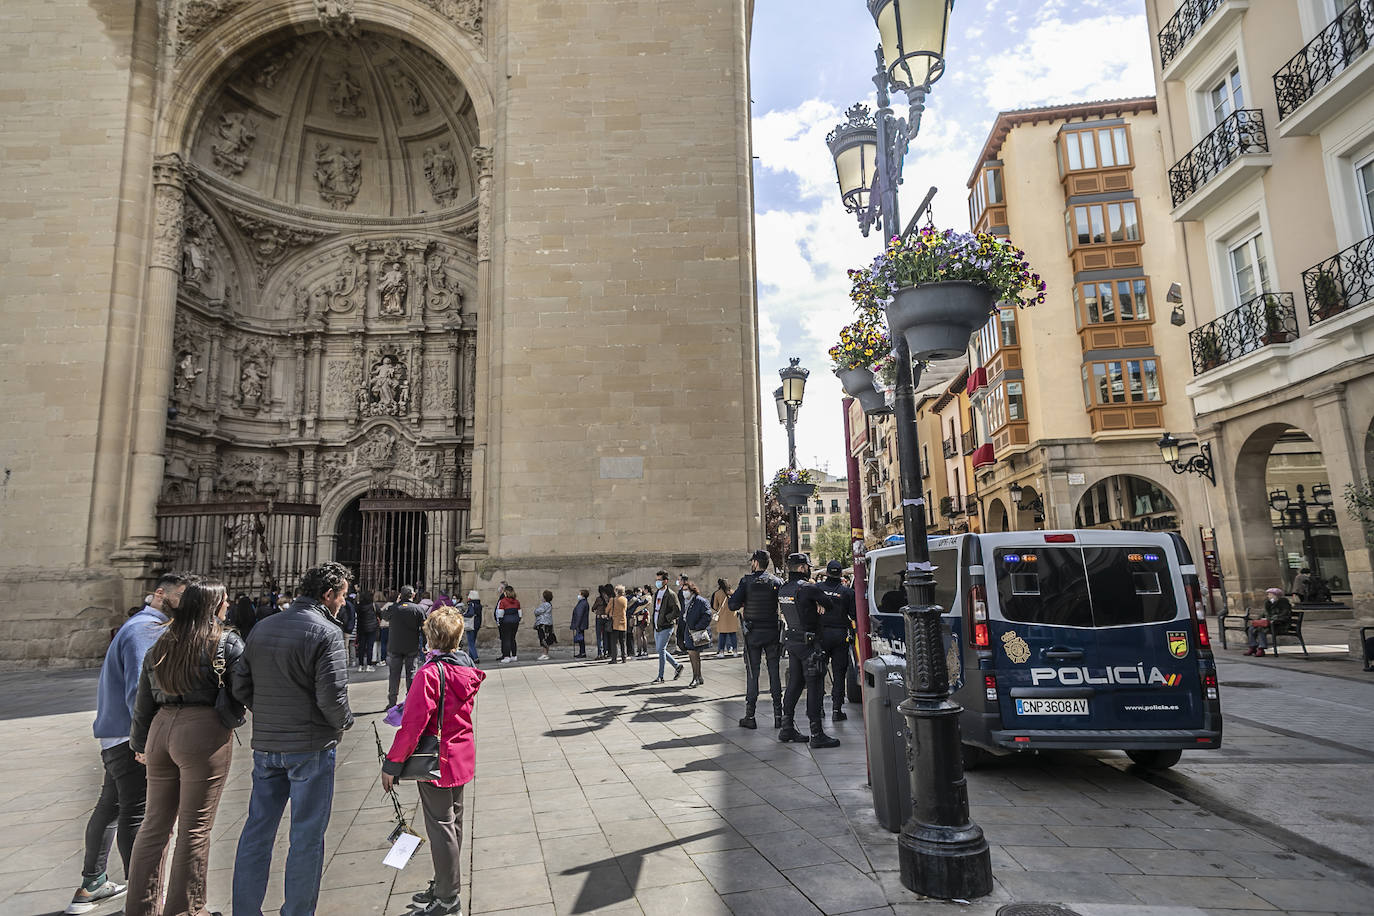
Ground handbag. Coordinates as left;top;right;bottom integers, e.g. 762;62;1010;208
398;661;447;781
690;628;711;649
1251;618;1270;628
211;632;246;730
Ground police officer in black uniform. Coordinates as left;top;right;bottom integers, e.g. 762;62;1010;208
778;552;840;748
728;549;783;730
817;560;857;722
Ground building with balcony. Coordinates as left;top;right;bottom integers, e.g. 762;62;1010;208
961;98;1212;551
1145;0;1374;610
794;470;851;555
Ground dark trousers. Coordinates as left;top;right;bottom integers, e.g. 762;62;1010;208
498;621;519;658
125;706;233;916
782;638;824;725
821;628;850;709
388;651;421;707
82;741;147;880
594;619;607;655
743;627;782;714
417;783;466;900
607;628;623;662
573;629;586;656
356;630;377;668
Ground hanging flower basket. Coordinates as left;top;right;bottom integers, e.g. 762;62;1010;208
885;281;999;361
835;366;890;414
777;482;816;508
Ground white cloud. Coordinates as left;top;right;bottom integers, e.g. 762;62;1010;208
967;11;1156;111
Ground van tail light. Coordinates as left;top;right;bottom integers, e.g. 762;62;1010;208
1184;580;1212;651
974;622;990;648
970;585;989;648
984;674;997;703
1043;533;1076;543
1202;671;1218;701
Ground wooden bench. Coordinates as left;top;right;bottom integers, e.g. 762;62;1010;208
1217;609;1307;656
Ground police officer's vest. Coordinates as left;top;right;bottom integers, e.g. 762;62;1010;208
778;576;806;636
818;579;853;630
741;571;781;626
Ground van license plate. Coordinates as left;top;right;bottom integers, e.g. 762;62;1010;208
1015;698;1088;716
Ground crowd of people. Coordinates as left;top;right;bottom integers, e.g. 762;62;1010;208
74;550;857;916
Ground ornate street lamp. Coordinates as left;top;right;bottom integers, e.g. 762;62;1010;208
1157;432;1216;486
773;386;789;425
823;1;992;901
777;360;810;552
779;357;810;407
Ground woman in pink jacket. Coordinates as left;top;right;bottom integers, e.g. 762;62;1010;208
382;605;486;916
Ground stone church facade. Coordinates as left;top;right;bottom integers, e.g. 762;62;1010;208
0;0;763;664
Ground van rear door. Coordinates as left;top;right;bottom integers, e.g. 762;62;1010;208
1079;544;1204;730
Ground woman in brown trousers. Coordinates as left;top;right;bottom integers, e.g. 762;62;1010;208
126;580;248;916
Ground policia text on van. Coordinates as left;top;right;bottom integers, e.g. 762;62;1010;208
865;530;1222;770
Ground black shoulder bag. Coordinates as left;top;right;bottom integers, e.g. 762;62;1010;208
398;660;447;781
211;632;247;730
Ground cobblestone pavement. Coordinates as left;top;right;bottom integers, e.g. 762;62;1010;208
1;639;1372;916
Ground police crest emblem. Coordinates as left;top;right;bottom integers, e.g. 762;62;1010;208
1001;630;1031;664
1167;630;1189;659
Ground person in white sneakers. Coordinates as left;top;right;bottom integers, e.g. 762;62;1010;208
533;590;555;659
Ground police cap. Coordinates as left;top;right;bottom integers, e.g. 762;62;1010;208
825;560;844;575
786;552;810;568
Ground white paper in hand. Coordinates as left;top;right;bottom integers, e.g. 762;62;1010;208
383;831;422;869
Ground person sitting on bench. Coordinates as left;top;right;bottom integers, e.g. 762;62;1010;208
1246;587;1292;657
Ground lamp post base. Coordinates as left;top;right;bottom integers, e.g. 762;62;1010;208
899;819;993;900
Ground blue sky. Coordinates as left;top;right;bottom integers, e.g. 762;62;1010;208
751;0;1158;478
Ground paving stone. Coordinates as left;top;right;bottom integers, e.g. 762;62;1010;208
1112;847;1259;877
752;828;844;870
782;861;888;914
1112;874;1276;909
722;885;823;916
995;869;1142;905
690;847;790;896
1235;878;1373;912
1003;844;1140;873
1047;825;1175;849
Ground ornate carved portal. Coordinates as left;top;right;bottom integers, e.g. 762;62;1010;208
160;28;481;583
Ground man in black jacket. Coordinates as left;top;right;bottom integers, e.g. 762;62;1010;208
232;562;354;916
384;585;427;708
818;560;858;722
729;549;784;730
777;552;839;749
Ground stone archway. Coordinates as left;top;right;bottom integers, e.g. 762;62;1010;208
1261;427;1349;599
986;498;1009;532
1073;474;1181;533
152;26;482;584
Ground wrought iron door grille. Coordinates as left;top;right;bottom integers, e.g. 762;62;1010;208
156;499;320;598
1187;292;1298;375
1168;109;1268;207
1274;0;1374;119
1158;0;1221;70
354;479;469;600
1302;232;1374;325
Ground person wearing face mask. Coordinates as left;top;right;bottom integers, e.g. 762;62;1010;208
817;560;858;722
650;571;684;683
777;552;840;749
728;549;784;730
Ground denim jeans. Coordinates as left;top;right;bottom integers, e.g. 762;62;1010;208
232;748;336;916
82;741;146;880
717;632;738;653
655;628;681;680
465;628;480;660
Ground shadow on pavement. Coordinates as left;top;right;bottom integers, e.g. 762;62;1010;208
558;828;725;914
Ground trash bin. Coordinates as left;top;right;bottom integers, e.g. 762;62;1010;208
863;654;911;833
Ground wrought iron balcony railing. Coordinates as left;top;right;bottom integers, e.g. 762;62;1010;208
1188;292;1298;375
1168;109;1268;207
1303;233;1374;325
1158;0;1221;70
960;430;977;455
942;437;958;459
1275;0;1374;119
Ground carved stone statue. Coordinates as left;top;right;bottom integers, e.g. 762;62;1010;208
358;427;398;467
181;229;211;288
378;261;408;316
175;351;203;391
313;143;362;210
210;111;256;176
239;360;264;406
390;69;429;116
224;514;259;562
329;68;365;117
314;0;357;39
368;354;406;413
424;143;458;205
424;249;460;311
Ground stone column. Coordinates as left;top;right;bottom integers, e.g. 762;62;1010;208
466;146;493;543
205;325;224;420
446;331;461;431
408;338;423;425
1309;385;1374;609
306;336;324;432
292;334;308;432
118;153;185;553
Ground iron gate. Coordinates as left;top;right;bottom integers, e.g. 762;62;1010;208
156;499;320;598
349;480;468;599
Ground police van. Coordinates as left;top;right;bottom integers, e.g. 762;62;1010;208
865;530;1222;769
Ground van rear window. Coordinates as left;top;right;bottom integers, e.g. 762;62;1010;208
995;548;1092;627
1085;548;1178;626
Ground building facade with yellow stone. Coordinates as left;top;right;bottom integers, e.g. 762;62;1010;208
0;0;763;664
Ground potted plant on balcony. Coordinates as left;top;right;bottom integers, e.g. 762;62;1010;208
1194;326;1223;372
849;227;1045;361
1260;294;1294;345
830;318;891;414
1311;271;1345;322
769;467;816;509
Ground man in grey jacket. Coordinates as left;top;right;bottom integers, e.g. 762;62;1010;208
232;562;354;916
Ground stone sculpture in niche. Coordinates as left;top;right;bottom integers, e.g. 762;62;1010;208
424;143;459;205
315;0;358;40
210;111;257;176
378;261;408;316
424;247;461;312
239;360;265;406
313;143;362;210
360;355;410;417
181;227;212;289
328;68;365;118
389;69;429;116
224;514;260;562
225;208;334;284
250;41;299;88
175;351;203;393
358;427;398;468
